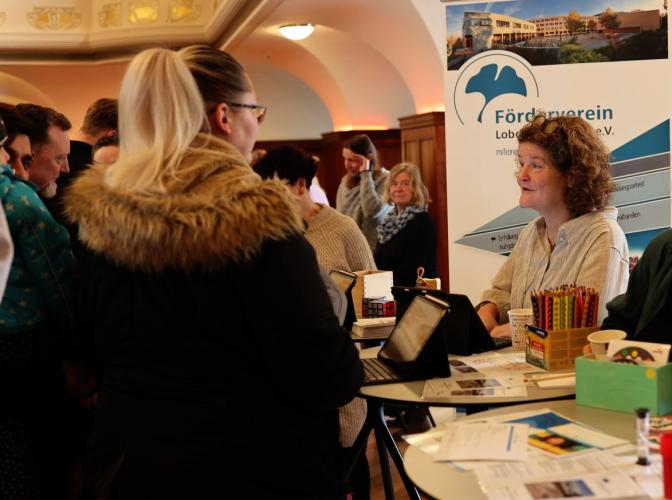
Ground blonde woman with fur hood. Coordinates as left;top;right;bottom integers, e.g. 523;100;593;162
64;46;363;499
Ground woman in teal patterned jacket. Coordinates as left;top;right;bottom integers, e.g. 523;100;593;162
0;121;75;497
0;164;75;334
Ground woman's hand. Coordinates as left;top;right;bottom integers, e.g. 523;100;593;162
352;152;371;173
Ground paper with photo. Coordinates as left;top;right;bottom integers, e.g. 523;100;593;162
453;351;545;376
549;423;628;449
479;473;646;500
422;375;528;399
476;452;648;500
502;409;574;431
435;423;529;462
473;450;622;484
528;430;594;457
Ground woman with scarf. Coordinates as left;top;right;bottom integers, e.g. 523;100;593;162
374;162;436;286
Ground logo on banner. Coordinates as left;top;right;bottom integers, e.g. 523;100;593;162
454;51;539;125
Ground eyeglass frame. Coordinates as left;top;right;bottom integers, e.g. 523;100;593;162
207;101;268;123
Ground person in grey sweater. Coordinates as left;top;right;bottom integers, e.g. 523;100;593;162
336;134;391;250
478;115;629;337
254;145;374;498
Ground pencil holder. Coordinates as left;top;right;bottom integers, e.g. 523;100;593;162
526;326;599;371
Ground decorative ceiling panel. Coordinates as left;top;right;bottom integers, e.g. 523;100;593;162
0;0;253;60
27;7;83;30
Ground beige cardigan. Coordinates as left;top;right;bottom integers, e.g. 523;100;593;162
481;207;629;325
304;204;375;447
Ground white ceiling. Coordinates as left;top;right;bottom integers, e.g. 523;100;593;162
0;0;446;134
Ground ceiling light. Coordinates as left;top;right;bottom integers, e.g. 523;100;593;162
279;24;314;41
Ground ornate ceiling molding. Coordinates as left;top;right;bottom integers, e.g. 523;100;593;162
0;0;260;61
27;7;83;30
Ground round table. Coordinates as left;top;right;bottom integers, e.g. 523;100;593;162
403;400;638;500
354;347;576;499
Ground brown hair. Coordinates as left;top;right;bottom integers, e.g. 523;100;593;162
383;162;430;207
15;103;71;149
344;134;379;170
81;98;118;136
178;45;251;109
343;134;383;188
517;114;614;215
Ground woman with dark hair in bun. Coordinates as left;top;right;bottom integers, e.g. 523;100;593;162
255;145;375;498
255;146;375;274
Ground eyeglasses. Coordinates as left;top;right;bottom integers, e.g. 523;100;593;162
531;115;560;134
208;101;268;124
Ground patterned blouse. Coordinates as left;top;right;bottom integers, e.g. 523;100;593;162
0;165;75;334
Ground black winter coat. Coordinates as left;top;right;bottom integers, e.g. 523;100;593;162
374;211;437;286
66;136;363;499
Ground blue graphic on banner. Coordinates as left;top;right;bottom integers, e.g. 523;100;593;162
610;120;670;163
466;64;527;123
454;52;539;125
457;120;671;255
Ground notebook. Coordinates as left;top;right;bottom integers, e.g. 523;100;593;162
391;287;509;356
362;294;450;385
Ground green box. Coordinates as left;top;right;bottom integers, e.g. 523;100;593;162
576;355;672;416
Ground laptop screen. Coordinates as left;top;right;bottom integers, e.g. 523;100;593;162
379;295;448;363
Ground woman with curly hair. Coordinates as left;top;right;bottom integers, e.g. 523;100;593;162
477;114;629;338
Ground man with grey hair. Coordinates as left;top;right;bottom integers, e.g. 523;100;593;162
15;103;71;200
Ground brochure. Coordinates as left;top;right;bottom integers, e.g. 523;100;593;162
475;451;652;500
434;423;529;462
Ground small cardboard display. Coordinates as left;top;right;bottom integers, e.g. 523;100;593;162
526;326;598;371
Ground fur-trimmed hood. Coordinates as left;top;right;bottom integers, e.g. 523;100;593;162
64;135;303;273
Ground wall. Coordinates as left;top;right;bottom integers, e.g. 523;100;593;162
245;62;333;140
0;61;127;128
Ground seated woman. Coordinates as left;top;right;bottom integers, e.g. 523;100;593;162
64;46;362;499
254;146;375;273
601;229;672;343
374;162;436;287
336;134;391;251
478;115;629;337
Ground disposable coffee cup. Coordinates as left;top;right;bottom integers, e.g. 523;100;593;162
587;329;627;357
508;308;534;352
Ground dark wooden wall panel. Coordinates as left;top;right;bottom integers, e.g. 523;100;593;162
399;112;448;290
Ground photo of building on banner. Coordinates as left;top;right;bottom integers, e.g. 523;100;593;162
446;0;668;71
444;0;670;297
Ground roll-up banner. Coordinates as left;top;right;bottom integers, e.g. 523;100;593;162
444;0;671;301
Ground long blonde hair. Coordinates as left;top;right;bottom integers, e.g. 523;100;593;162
104;46;251;194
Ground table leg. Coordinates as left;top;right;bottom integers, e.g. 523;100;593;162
369;400;421;500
